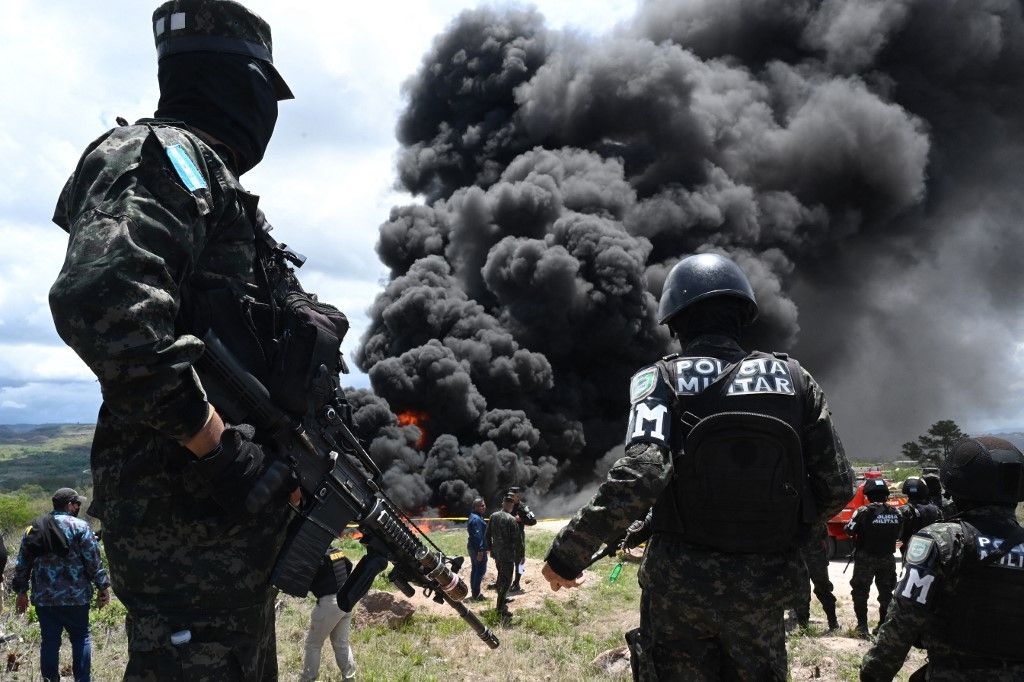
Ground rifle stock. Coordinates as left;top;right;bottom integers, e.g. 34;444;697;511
198;331;500;649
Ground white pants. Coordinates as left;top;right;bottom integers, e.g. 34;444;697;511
300;595;356;681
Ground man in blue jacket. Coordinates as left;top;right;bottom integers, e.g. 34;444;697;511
467;497;488;601
13;488;110;682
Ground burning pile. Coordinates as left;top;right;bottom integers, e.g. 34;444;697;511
346;0;1024;514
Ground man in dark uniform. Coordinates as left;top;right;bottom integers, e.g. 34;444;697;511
540;253;854;680
897;477;940;562
47;2;332;678
793;521;840;631
487;494;523;624
845;478;902;637
921;469;945;513
508;487;536;594
861;437;1024;680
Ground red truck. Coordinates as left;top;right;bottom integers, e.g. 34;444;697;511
826;470;907;559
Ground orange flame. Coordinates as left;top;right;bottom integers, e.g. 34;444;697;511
397;409;429;449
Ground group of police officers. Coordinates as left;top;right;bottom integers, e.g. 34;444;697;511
542;253;1024;681
46;0;1023;680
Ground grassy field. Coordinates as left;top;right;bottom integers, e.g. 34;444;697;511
0;527;937;682
0;425;93;497
0;428;1013;679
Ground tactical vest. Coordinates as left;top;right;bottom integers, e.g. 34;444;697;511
931;522;1024;660
651;351;811;553
166;123;349;421
853;503;902;554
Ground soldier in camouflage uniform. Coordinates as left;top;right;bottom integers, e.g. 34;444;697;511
845;478;902;637
793;521;840;630
487;495;524;623
508;486;537;593
542;254;854;681
48;2;305;679
861;437;1024;680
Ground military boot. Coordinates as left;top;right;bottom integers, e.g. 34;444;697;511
854;603;870;638
824;604;840;631
873;602;890;635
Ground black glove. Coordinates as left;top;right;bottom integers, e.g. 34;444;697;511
192;424;266;512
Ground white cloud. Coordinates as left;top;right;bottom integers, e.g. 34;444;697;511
0;0;634;423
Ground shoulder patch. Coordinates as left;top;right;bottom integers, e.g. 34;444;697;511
630;367;658;403
905;536;935;565
165;144;208;191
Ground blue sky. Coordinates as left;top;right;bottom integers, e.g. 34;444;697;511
0;0;634;424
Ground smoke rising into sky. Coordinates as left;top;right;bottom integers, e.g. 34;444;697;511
349;0;1024;513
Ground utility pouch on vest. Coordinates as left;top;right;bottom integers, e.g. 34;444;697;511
268;290;349;416
676;411;804;552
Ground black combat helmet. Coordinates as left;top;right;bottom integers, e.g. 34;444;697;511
658;253;758;326
901;476;929;503
863;478;890;503
921;470;942;500
941;437;1024;506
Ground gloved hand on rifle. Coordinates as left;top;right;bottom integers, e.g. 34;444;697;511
191;422;268;512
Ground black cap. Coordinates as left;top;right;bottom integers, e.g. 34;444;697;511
507;486;522;494
52;488;86;508
152;0;294;100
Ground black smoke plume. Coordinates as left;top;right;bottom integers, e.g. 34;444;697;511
349;1;1024;514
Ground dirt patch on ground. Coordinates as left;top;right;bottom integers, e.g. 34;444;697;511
377;556;594;618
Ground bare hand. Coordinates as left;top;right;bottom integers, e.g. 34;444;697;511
15;593;28;615
476;551;485;562
96;588;110;609
541;562;586;592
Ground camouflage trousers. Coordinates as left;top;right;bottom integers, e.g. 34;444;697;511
494;560;514;615
103;493;291;681
850;552;897;625
631;536;789;681
794;537;837;620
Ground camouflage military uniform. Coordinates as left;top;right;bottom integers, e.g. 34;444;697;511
846;502;901;631
861;506;1024;681
49;119;291;680
545;335;854;681
486;509;523;617
793;522;837;625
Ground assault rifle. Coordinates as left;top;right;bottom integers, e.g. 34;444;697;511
197;332;499;649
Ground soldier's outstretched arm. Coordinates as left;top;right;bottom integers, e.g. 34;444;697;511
543;441;672;586
861;531;947;681
860;592;925;681
799;368;855;521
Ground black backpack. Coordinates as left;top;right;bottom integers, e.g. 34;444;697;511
674;410;806;552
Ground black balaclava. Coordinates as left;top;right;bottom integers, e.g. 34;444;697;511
670;298;747;344
156;51;278;175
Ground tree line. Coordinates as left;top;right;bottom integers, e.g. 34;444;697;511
900;419;966;466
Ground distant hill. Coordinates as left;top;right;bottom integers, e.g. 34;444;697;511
0;424;94;493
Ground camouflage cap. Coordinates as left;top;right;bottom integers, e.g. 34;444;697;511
152;0;293;99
